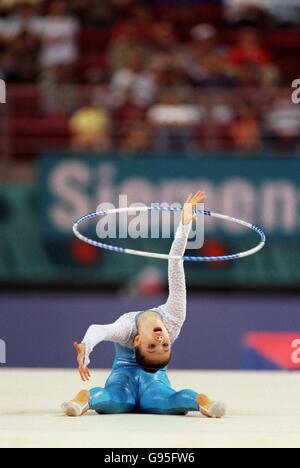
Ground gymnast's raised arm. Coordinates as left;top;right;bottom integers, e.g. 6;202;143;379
160;192;206;338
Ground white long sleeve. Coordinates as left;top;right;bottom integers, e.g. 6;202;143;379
82;221;192;366
82;312;137;366
155;221;192;342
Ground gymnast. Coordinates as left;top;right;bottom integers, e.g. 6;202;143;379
62;192;226;418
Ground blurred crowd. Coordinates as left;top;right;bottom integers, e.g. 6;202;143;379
1;0;300;154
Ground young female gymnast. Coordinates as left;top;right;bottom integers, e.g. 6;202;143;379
62;192;226;418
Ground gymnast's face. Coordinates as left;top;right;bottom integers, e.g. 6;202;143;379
134;312;171;364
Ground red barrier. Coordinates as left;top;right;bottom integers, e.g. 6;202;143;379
243;332;300;370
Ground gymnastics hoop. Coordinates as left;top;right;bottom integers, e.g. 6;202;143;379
73;206;266;262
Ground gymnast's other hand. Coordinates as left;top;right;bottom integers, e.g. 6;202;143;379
182;191;206;225
74;342;91;382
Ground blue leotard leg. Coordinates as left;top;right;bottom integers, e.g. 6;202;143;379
89;344;199;416
137;368;199;415
89;367;138;414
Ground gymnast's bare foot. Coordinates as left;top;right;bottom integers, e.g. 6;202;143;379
62;390;90;417
197;394;227;419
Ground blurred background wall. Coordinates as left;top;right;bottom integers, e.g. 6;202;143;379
0;0;300;370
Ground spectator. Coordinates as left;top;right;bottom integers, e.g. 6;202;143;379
264;0;300;24
32;1;80;113
108;5;153;70
224;0;270;25
116;102;151;152
0;0;41;41
110;51;157;108
228;27;280;85
228;28;272;67
152;52;189;89
201;92;235;150
70;0;114;26
5;29;39;82
184;24;234;89
118;121;152;152
263;88;300;152
188;49;235;89
0;49;16;81
229;105;261;152
151;20;179;54
189;23;223;59
69;98;111;152
149;21;182;80
1;0;300;159
107;23;139;71
33;0;80;77
147;89;202;153
39;65;79;115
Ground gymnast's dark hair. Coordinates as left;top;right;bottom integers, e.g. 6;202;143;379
135;346;171;374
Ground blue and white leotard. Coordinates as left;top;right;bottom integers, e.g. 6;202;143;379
82;221;199;415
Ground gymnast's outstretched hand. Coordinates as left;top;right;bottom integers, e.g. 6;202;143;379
182;191;206;225
74;342;91;382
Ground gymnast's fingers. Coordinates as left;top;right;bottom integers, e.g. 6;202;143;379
192;194;206;210
83;367;90;381
77;352;84;368
197;193;206;205
79;367;85;382
190;192;200;207
79;366;88;382
193;191;206;204
198;191;206;201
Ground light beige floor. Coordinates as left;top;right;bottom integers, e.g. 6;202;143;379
0;369;299;448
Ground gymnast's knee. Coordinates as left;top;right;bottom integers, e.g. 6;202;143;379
170;389;199;411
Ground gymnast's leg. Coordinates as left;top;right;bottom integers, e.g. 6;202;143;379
138;375;226;418
139;384;199;415
90;368;137;414
62;369;138;417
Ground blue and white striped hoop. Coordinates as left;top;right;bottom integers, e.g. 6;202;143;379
73;206;266;262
